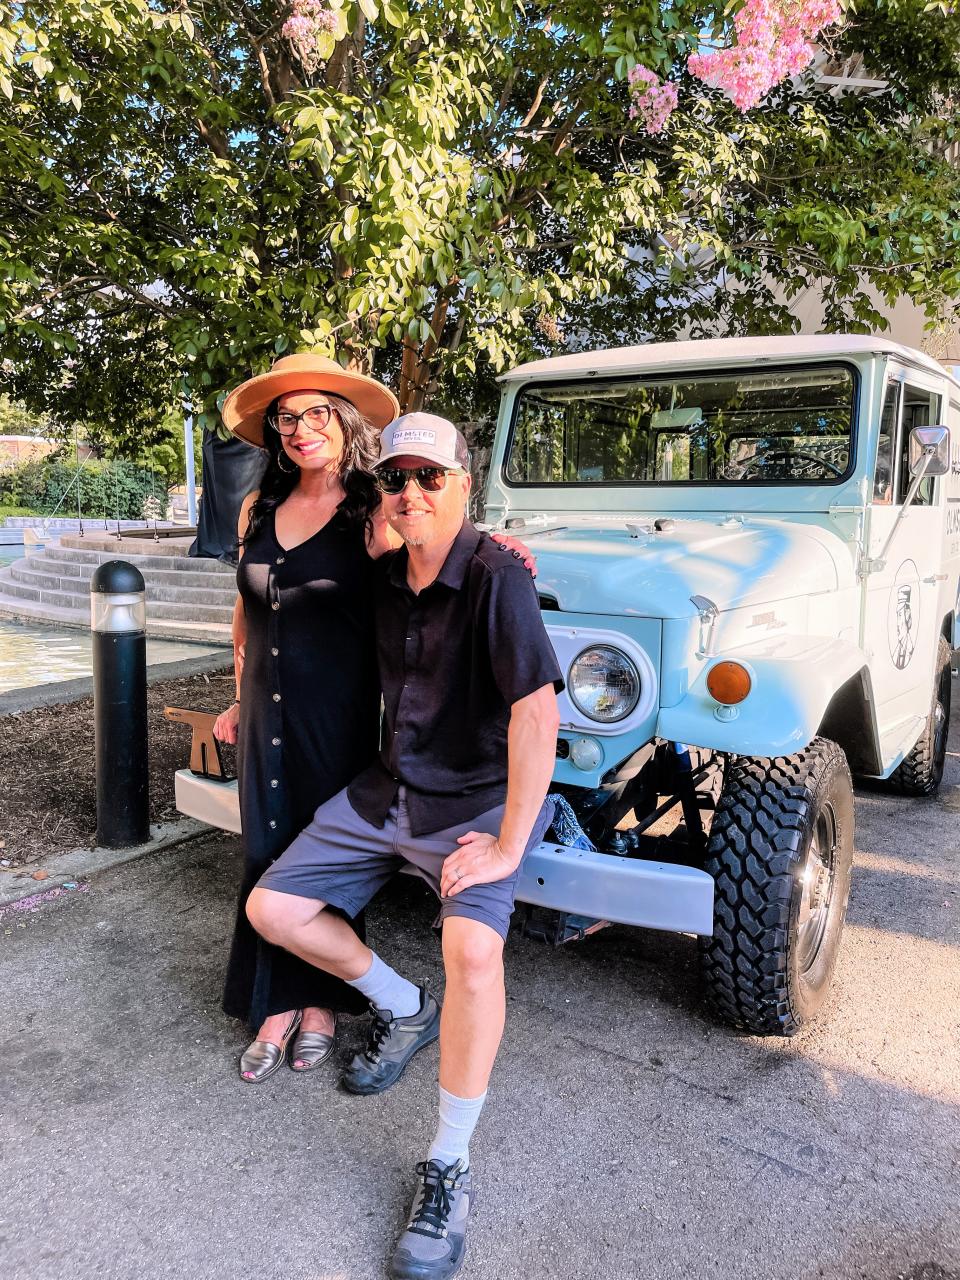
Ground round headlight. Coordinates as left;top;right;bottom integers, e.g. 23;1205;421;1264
568;646;641;723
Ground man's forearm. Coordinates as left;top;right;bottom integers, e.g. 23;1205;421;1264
498;687;560;863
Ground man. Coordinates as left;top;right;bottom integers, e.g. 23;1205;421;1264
246;411;562;1280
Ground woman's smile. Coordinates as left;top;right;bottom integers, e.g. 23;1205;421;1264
291;436;329;455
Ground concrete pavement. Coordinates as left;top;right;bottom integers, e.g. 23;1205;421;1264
2;729;959;1278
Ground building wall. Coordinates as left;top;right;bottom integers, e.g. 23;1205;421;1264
0;437;95;466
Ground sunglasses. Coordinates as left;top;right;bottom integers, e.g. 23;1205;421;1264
375;466;463;495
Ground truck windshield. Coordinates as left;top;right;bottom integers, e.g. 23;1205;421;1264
505;365;855;485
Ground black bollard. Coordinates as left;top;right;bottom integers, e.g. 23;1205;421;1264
91;560;150;847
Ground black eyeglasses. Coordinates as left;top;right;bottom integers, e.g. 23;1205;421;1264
375;466;463;495
268;404;334;437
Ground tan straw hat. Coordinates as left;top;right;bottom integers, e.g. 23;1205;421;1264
221;353;400;448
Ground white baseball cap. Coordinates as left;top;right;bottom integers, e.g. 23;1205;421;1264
375;412;470;471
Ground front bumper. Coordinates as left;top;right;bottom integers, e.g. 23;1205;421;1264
516;842;714;935
174;770;715;936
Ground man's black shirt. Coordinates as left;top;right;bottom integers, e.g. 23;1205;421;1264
347;521;563;836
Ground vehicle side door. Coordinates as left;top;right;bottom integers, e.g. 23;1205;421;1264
862;369;947;750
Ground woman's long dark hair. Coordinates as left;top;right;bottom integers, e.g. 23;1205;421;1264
241;391;382;548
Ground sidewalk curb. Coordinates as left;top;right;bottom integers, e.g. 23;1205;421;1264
0;819;216;908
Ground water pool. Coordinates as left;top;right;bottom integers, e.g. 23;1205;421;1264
0;620;226;694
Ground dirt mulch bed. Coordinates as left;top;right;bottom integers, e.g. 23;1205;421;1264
0;669;238;867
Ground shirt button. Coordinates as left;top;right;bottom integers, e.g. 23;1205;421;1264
272;737;281;746
276;556;285;565
271;779;279;788
272;601;280;611
271;647;279;656
269;820;277;829
273;693;281;703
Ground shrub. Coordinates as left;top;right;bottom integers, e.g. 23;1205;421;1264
0;458;165;520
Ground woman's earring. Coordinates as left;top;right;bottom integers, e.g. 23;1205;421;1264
277;450;297;474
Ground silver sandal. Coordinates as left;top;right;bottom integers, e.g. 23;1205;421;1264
290;1015;338;1072
239;1011;302;1084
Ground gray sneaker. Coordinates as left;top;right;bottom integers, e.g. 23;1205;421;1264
390;1159;473;1280
340;986;440;1095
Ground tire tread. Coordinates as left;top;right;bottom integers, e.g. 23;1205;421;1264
698;737;851;1036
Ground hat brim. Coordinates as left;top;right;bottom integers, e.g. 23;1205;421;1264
222;367;399;448
374;447;467;471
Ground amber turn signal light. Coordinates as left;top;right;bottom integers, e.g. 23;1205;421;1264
706;661;752;705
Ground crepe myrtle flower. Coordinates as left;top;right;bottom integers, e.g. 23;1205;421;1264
688;0;843;111
282;0;338;72
627;65;680;135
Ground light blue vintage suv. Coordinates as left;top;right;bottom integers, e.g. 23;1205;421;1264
173;335;958;1036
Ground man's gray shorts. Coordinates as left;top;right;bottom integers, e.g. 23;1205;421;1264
256;787;555;941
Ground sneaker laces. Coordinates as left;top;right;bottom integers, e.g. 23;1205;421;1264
407;1161;462;1239
362;1006;396;1065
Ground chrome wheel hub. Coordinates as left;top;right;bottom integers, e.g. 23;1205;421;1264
796;805;838;973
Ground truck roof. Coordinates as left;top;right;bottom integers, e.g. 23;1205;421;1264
500;335;959;384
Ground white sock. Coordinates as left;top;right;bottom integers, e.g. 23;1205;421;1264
347;951;421;1018
427;1085;488;1170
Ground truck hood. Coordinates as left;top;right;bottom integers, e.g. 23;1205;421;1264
521;516;845;618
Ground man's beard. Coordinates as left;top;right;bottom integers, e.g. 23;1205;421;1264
399;531;428;547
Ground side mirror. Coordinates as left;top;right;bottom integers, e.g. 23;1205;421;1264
868;423;951;574
908;425;950;477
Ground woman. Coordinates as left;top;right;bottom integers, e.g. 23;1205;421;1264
214;353;399;1082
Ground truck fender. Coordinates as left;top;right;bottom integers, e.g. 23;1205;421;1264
657;635;880;769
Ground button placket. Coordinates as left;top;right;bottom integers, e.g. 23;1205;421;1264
261;556;286;839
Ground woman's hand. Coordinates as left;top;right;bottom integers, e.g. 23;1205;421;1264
490;531;537;577
213;702;240;744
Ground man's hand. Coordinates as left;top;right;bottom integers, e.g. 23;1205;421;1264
441;831;522;897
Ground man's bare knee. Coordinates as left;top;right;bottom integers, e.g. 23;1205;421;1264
246;887;326;945
443;918;504;995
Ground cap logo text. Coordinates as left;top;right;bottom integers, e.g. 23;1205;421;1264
392;429;437;445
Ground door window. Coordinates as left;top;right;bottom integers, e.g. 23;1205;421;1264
874;381;899;504
896;384;941;506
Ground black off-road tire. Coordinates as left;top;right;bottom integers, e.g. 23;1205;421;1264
698;737;854;1036
888;636;952;796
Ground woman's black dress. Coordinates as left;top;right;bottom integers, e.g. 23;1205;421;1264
222;506;381;1028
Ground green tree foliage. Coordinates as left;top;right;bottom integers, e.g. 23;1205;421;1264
0;394;47;436
0;456;166;519
1;0;960;433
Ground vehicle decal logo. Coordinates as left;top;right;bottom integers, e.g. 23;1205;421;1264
888;559;920;670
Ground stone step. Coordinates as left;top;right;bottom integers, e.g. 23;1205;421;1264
9;563;237;608
0;575;232;624
50;536;236;575
21;555;236;591
57;532;221;560
0;589;231;644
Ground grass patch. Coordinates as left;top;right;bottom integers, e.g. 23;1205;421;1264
0;505;43;522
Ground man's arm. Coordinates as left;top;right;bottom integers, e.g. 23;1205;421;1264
441;683;560;897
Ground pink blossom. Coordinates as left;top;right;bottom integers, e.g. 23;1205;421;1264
628;66;679;134
283;0;338;70
281;13;313;39
689;0;842;111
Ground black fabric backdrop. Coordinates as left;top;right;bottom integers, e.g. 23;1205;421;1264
189;430;268;564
